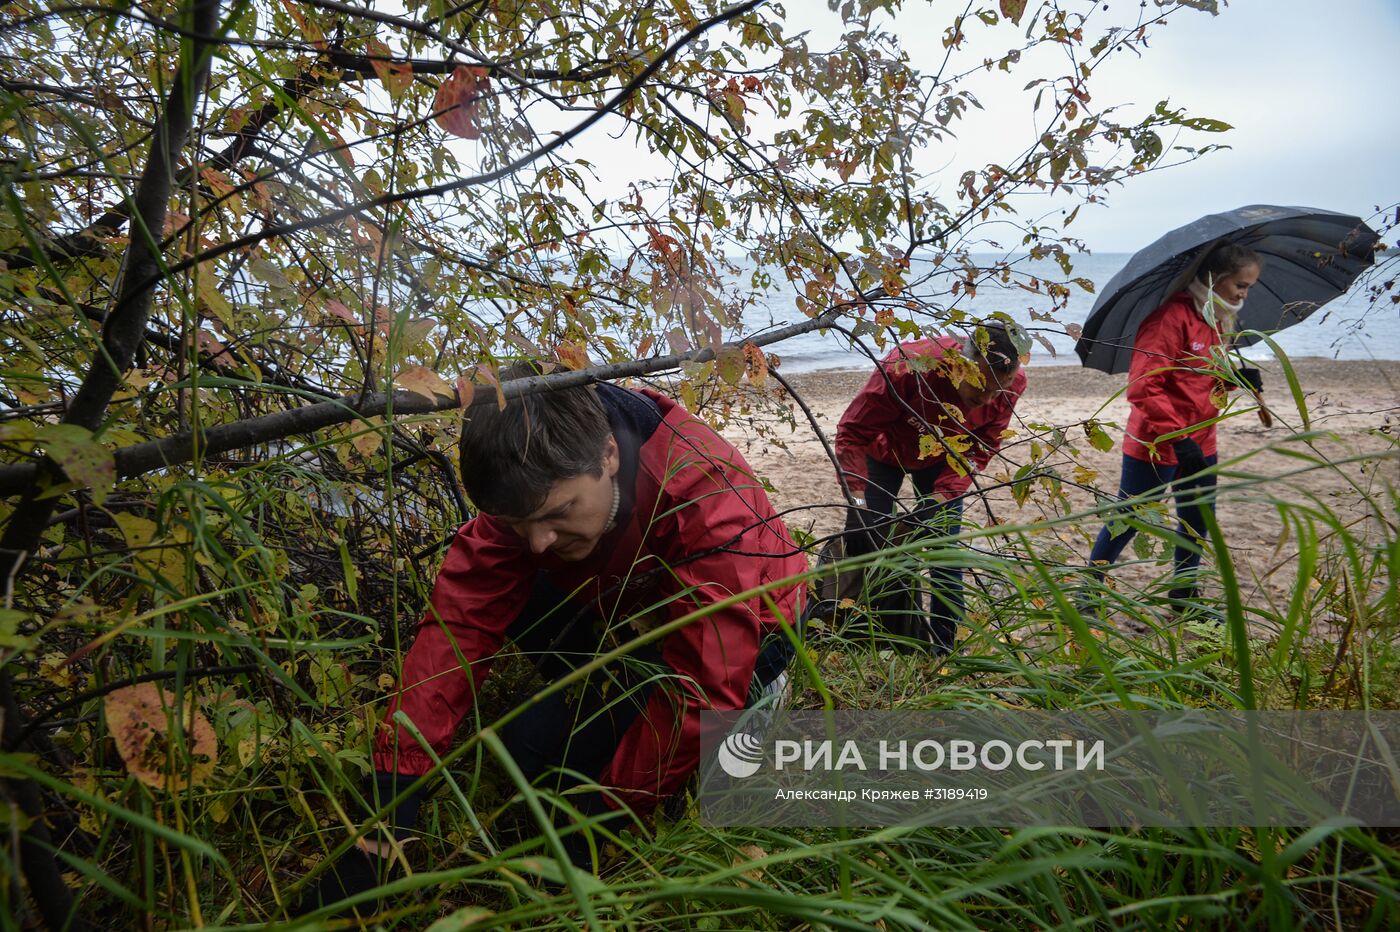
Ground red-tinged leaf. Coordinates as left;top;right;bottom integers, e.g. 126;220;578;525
699;312;723;350
280;0;324;45
104;683;217;791
555;341;590;371
1001;0;1026;24
454;374;475;410
1065;322;1083;340
196;330;236;368
743;343;767;385
324;300;358;324
666;328;689;355
163;211;189;236
200;167;235;199
394;366;454;402
637;334;656;357
433;66;488;140
366;39;414;99
476;364;507;411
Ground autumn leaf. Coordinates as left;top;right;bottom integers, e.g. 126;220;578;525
394;366;455;402
249;255;295;295
475;364;507;411
351;416;384;458
716;345;745;385
555;341;590;370
400;317;437;347
366;39;414;99
454;374;476;411
38;424;114;505
115;513;158;548
434;66;489;139
279;0;324;46
734;843;768;882
196;330;236;368
743;343;767;385
104;683;217;791
324;300;359;325
917;433;940;460
1000;0;1026;24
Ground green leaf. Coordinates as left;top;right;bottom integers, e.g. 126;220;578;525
249;255;295;295
0;609;34;650
1084;419;1114;453
37;424;114;504
716;345;745;385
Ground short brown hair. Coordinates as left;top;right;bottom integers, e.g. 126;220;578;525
459;368;611;517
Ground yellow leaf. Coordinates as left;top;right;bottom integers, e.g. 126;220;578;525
103;683;217;791
394;366;454;402
400;317;436;347
734;843;767;882
351;417;383;458
116;514;159;548
38;424;114;505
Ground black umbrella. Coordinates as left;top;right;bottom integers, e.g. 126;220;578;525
1075;204;1380;374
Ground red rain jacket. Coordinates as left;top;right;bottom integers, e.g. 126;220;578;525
1124;292;1237;465
834;336;1027;498
372;387;806;813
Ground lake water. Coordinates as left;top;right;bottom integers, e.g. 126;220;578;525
740;252;1400;373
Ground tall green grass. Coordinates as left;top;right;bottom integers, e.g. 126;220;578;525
2;376;1397;929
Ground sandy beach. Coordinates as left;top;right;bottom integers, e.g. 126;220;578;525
724;358;1400;617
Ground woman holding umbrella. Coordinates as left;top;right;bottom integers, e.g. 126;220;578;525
1086;242;1265;604
1076;204;1378;608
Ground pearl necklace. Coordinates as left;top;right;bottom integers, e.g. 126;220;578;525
603;477;621;533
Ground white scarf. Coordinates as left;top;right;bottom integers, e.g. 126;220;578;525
1186;276;1244;333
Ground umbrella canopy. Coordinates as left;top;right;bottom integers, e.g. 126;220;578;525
1075;205;1380;374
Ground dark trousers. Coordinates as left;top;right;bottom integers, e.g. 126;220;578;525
1089;452;1218;581
499;576;794;810
848;457;965;651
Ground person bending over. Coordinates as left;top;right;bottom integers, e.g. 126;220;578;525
833;322;1027;653
303;373;806;914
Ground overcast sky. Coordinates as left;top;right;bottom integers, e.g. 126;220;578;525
869;0;1400;251
519;1;1399;255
